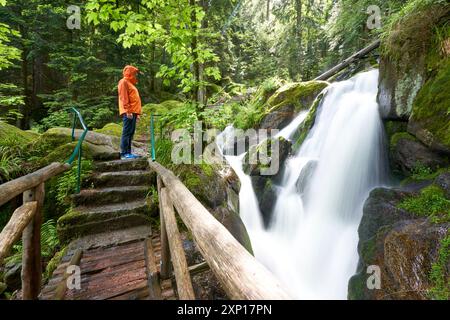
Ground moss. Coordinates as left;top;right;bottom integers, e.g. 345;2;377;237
0;121;39;145
410;58;450;149
384;121;408;139
428;233;450;300
398;185;450;223
200;162;214;177
381;1;450;62
293;91;326;151
35;142;94;167
44;246;68;281
390;132;417;150
94;123;122;138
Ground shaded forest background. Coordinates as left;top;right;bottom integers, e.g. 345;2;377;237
0;0;411;131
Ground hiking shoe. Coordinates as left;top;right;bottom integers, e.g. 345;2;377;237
121;154;137;160
129;153;142;159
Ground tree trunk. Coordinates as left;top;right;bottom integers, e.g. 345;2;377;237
293;0;303;79
18;24;30;130
190;0;200;103
266;0;270;21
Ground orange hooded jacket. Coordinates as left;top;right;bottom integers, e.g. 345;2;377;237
118;65;142;116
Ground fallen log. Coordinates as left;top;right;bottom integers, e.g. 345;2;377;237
0;202;37;263
314;40;380;81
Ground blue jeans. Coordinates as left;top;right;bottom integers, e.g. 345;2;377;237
120;113;137;156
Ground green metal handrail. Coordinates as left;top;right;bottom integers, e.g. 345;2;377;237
66;107;88;193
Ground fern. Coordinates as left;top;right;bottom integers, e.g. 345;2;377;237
4;219;60;264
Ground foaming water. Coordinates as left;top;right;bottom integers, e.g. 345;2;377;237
218;70;388;299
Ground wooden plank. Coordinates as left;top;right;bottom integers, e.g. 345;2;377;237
160;188;195;300
157;175;171;280
0;202;37;263
314;40;380;81
0;162;70;207
149;160;291;300
54;249;83;300
189;261;209;276
170;261;210;281
21;183;44;300
144;238;162;299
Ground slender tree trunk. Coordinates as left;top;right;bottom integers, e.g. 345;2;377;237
266;0;270;21
150;42;156;93
190;0;200;104
294;0;303;79
18;24;30;130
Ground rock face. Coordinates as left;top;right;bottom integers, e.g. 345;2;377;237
383;219;448;299
378;56;426;120
349;176;450;300
390;133;448;176
407;59;450;155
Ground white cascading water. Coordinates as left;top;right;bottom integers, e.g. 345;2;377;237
217;70;388;299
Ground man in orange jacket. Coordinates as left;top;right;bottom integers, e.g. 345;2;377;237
118;65;142;160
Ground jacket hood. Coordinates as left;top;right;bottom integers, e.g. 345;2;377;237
123;65;139;85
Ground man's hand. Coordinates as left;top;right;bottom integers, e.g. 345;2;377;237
136;115;140;122
126;113;133;119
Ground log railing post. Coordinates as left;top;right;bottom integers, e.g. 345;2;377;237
160;188;195;300
21;183;44;300
157;176;171;280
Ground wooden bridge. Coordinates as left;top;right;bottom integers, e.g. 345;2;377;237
0;157;291;300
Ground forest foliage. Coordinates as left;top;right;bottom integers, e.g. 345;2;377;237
0;0;429;133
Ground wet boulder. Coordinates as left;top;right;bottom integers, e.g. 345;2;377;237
295;159;318;195
3;262;22;292
435;172;450;198
242;137;292;227
390;132;448;176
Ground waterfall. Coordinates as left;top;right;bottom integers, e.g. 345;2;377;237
217;70;388;299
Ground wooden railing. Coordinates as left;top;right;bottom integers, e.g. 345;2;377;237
149;160;291;300
0;162;70;299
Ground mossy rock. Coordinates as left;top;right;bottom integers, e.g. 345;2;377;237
378;3;450;120
0;121;39;145
37;142;94;166
408;58;450;154
266;80;329;113
293;90;327;151
29;128;121;163
94;123;122;138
